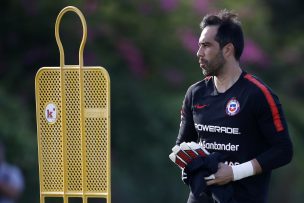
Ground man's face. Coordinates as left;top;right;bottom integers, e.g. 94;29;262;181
197;26;225;77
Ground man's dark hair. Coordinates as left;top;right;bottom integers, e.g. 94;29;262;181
200;10;244;61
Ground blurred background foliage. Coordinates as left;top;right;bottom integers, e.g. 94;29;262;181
0;0;303;202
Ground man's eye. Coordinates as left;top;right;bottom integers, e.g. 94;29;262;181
199;43;209;48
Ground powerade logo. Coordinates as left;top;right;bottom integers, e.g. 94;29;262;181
195;123;240;135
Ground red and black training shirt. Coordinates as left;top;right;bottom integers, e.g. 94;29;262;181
176;71;293;203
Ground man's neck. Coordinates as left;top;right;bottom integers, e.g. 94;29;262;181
214;63;242;93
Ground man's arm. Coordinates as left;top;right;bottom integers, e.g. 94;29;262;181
206;158;262;186
246;74;293;172
251;158;262;174
254;96;293;172
176;86;198;145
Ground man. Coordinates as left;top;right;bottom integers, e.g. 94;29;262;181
176;10;293;203
0;142;24;203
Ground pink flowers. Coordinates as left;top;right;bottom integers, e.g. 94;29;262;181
178;29;198;54
117;39;147;78
160;0;179;12
163;68;184;87
192;0;210;14
84;0;99;13
242;39;269;68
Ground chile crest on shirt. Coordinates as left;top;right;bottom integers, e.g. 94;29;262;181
226;97;240;116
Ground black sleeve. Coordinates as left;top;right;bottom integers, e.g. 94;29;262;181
176;86;198;145
255;90;293;172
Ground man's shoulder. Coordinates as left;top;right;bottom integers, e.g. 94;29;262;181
241;73;283;111
242;73;277;97
188;76;213;92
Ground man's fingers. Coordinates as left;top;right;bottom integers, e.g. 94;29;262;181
206;179;217;186
169;152;186;169
172;145;192;163
204;174;215;180
180;142;199;158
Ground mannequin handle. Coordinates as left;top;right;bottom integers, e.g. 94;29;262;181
55;6;87;68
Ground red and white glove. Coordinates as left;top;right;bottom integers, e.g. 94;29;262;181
169;142;209;169
169;142;215;180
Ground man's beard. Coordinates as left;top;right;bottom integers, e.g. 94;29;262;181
202;51;225;77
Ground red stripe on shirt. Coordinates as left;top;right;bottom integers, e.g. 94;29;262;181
244;74;284;132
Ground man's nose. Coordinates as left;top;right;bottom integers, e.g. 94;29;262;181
197;47;204;57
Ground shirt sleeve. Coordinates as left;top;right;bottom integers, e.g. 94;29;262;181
176;86;198;145
255;89;293;172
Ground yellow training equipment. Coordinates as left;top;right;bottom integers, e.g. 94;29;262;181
35;6;111;203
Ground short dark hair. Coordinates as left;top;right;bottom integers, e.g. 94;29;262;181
200;10;244;60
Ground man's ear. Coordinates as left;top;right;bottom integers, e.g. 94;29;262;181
223;43;234;58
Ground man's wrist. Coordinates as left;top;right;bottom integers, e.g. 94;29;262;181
231;161;254;181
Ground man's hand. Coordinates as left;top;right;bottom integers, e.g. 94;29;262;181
206;162;233;186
